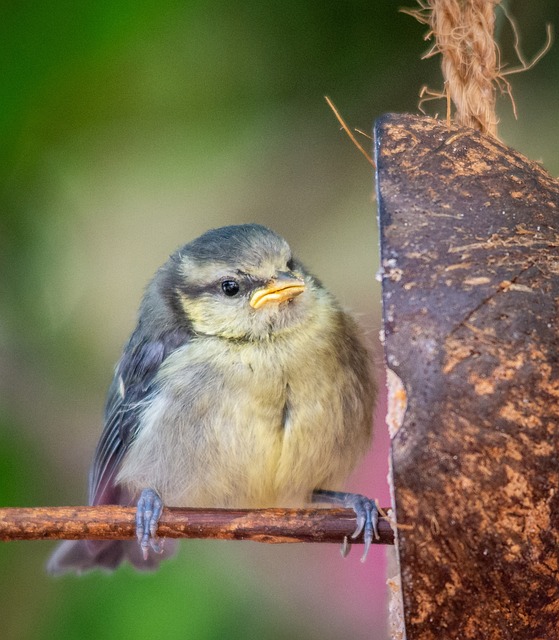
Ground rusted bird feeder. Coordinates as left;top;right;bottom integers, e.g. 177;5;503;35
377;113;559;639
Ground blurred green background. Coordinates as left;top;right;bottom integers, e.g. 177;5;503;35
1;2;557;639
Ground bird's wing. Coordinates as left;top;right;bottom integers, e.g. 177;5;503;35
88;327;190;506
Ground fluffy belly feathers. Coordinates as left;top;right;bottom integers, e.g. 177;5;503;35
117;332;366;508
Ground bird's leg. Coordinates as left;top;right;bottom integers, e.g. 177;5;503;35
312;489;379;562
136;488;164;560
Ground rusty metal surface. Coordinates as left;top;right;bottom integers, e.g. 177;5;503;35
376;114;559;640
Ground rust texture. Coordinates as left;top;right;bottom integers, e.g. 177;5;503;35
376;113;559;640
0;506;394;546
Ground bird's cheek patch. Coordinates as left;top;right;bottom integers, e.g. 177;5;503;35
178;293;213;330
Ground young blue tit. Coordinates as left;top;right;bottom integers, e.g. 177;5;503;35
48;224;377;574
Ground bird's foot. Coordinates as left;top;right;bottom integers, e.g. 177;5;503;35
136;488;164;560
312;489;379;562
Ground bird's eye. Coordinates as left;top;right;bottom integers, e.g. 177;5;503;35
286;258;295;270
221;280;240;296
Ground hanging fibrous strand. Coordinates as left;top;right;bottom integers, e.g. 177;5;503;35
404;0;553;138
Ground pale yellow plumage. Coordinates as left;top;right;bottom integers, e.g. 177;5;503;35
117;284;372;508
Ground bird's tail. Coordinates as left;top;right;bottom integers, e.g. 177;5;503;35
46;538;177;575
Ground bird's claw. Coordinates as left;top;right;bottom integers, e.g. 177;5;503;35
136;488;164;560
312;489;379;562
344;493;379;562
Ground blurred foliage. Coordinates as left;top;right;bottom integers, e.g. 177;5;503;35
1;2;557;639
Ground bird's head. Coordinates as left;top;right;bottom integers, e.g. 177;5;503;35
152;224;324;341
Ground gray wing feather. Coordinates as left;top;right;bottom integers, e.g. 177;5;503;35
88;327;190;505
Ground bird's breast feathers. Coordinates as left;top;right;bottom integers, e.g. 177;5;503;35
116;312;370;508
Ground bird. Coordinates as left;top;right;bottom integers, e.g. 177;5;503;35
47;223;377;574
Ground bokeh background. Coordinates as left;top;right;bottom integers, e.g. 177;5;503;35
1;2;557;639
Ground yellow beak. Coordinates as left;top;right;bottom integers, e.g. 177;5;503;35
249;273;306;309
